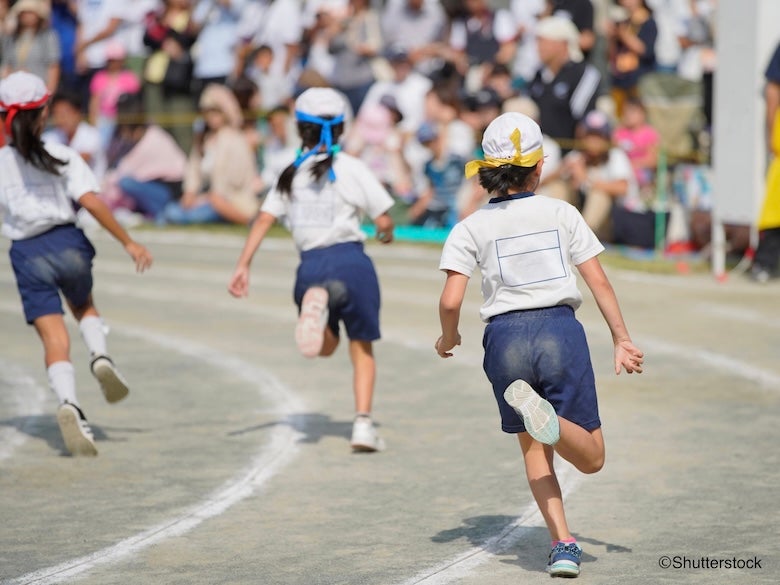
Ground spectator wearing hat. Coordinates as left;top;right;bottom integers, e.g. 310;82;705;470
88;41;142;150
408;121;467;229
164;83;261;226
380;0;447;77
561;109;640;241
528;15;601;154
1;0;61;91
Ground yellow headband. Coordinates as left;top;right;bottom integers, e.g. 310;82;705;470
464;128;543;179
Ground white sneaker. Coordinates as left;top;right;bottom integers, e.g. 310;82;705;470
91;354;129;403
503;380;560;445
57;402;98;456
350;415;386;452
295;287;329;358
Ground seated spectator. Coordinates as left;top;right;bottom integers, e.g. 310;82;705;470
103;93;188;224
43;90;107;181
164;83;261;226
245;44;294;112
258;104;300;190
1;0;61;91
88;41;142;150
612;96;660;194
380;0;447;77
344;98;412;201
407;122;466;229
561;109;640;241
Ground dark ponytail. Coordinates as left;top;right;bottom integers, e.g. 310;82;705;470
8;108;66;175
276;119;344;197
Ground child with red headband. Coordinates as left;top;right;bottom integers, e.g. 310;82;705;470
228;87;395;453
435;112;644;577
0;71;153;457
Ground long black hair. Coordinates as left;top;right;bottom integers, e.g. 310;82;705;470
477;163;539;197
276;118;345;197
4;107;65;175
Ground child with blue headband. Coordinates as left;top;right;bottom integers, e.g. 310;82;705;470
229;87;395;452
435;112;644;577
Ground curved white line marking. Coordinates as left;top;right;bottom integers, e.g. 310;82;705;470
8;324;305;585
0;361;48;462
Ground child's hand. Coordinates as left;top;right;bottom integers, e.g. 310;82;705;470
435;334;461;358
125;242;153;273
614;339;643;374
228;266;250;298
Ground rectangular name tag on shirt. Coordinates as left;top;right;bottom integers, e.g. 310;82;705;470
495;229;567;287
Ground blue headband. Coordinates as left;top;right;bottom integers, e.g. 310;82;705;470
293;111;345;180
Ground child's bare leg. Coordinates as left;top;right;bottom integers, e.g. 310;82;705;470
349;340;375;414
555;421;605;475
518;433;572;542
33;314;71;366
319;328;339;357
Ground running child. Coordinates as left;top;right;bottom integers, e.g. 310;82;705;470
435;112;643;577
228;87;395;453
0;72;153;457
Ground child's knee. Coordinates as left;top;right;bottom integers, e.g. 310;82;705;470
575;452;605;474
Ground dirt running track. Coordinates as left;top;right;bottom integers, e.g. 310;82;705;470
1;228;777;585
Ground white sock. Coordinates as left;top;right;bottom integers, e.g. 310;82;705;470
47;361;79;406
79;315;107;357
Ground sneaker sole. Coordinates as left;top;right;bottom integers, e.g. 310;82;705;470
549;560;580;577
92;359;129;403
57;407;98;457
503;380;560;445
295;287;329;358
350;437;386;453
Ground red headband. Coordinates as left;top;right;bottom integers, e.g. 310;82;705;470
0;92;50;137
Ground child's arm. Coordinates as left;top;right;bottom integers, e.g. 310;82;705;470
436;270;468;358
576;256;644;375
374;211;394;244
77;192;153;273
228;211;276;297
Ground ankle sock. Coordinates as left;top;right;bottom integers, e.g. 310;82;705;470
79;315;107;357
48;361;78;406
552;537;577;547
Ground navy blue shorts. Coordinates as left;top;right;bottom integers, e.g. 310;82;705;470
9;224;96;324
294;242;381;341
482;305;601;434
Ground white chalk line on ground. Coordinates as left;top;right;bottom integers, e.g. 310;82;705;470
0;360;48;463
5;321;305;585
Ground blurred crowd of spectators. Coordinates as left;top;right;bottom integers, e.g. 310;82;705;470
0;0;726;249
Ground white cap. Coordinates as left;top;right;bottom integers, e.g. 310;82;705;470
0;71;50;111
295;87;348;118
465;112;544;178
536;16;583;63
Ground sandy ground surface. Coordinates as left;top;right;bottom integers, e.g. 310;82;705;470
1;228;777;585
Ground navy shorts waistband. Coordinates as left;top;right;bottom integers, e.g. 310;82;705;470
489;305;574;322
300;241;364;260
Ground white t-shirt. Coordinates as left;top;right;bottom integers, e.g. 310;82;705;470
261;152;394;251
77;0;125;69
0;143;100;240
439;194;604;322
448;9;517;52
43;122;107;182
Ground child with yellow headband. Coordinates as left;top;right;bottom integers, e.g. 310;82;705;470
435;112;644;577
